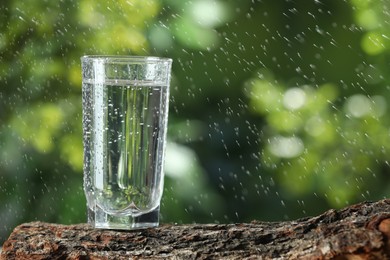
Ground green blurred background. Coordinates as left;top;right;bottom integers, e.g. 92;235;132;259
1;0;390;244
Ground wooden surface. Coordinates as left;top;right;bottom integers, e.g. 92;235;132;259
2;199;390;259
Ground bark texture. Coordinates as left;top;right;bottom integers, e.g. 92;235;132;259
2;199;390;259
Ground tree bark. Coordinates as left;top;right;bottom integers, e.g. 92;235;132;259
2;199;390;259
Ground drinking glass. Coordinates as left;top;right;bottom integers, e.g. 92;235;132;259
81;56;172;229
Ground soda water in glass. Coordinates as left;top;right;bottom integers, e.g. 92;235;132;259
81;56;172;229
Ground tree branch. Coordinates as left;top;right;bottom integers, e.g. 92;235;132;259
2;199;390;259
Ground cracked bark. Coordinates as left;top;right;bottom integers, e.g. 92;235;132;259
2;199;390;259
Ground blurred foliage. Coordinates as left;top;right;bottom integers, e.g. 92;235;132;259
1;0;390;245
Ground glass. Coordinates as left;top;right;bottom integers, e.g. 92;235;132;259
81;56;172;229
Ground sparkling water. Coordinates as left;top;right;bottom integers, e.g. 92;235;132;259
82;80;169;218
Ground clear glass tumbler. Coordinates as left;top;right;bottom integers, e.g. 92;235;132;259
81;56;172;229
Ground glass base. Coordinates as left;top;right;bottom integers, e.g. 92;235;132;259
88;205;160;230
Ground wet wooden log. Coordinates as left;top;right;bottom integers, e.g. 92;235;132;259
2;199;390;259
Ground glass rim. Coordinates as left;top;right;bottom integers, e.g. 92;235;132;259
81;55;172;64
